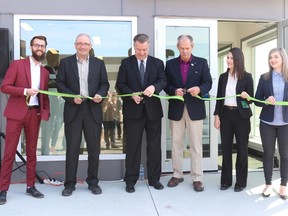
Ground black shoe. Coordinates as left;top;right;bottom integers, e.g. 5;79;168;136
0;191;7;205
88;185;102;195
125;185;135;193
111;144;119;148
62;186;76;196
234;184;245;192
149;181;164;190
26;186;44;198
220;184;231;190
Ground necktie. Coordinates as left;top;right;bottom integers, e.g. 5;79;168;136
139;60;145;85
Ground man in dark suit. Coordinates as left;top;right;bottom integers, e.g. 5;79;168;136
116;33;166;193
164;35;212;192
0;36;50;205
56;33;109;196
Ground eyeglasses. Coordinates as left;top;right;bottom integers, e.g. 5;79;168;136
75;42;91;47
32;44;46;49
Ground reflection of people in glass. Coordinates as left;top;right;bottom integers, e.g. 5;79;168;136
41;49;63;155
164;35;212;192
102;92;118;149
0;36;50;205
112;92;122;139
214;47;253;192
116;33;166;193
254;48;288;200
56;33;109;196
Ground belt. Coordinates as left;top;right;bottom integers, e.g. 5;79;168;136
224;106;238;110
28;105;39;109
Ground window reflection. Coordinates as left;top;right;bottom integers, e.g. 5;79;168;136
19;18;135;156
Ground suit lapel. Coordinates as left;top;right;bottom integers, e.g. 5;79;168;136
222;72;229;96
284;82;288;101
24;58;32;87
268;73;274;95
132;56;142;86
72;54;79;82
172;57;183;86
186;56;196;85
87;57;96;95
144;56;152;84
40;66;46;90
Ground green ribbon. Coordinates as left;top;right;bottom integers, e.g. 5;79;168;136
196;95;288;106
35;90;288;105
37;90;184;101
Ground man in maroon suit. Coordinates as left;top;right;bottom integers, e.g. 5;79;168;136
0;36;50;205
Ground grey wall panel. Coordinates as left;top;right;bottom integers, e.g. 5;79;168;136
155;0;285;20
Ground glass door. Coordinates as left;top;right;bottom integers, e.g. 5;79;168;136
155;18;218;172
278;19;288;50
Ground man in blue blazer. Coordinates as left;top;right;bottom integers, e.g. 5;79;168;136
56;33;109;196
165;35;212;191
116;33;166;193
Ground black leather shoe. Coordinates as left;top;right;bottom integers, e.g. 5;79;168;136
125;185;135;193
220;184;231;190
149;181;164;190
280;194;288;200
0;191;7;205
88;185;102;195
234;185;245;192
26;186;44;198
62;186;76;196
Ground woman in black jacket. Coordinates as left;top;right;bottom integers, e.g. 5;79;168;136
214;47;253;192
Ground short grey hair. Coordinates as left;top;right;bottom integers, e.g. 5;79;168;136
75;33;92;44
177;35;193;47
133;33;150;44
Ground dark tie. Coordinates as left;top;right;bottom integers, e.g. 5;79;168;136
139;60;145;85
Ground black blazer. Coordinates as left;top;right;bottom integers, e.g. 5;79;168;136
164;55;212;121
56;54;109;124
254;72;288;122
213;71;253;119
115;55;166;121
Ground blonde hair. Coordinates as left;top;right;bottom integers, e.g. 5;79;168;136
264;47;288;81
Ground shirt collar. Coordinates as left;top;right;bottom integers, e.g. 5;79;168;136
29;56;42;66
76;55;90;62
179;55;192;64
138;57;147;64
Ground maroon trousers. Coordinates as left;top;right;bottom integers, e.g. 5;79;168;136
0;108;40;191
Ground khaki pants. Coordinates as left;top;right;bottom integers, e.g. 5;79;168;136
170;106;203;182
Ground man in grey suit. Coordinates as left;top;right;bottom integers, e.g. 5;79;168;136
56;33;109;196
116;33;166;193
164;35;212;191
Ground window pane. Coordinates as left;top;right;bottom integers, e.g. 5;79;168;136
19;18;134;156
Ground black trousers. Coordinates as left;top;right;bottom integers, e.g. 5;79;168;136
124;109;162;186
260;121;288;186
220;107;250;187
64;102;101;187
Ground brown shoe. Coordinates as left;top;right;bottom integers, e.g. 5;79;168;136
167;177;184;187
193;181;204;192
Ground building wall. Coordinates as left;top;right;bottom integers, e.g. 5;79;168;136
0;0;288;180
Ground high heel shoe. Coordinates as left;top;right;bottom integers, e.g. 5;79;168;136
262;185;272;197
279;186;287;200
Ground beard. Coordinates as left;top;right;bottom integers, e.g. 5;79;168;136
32;50;46;62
